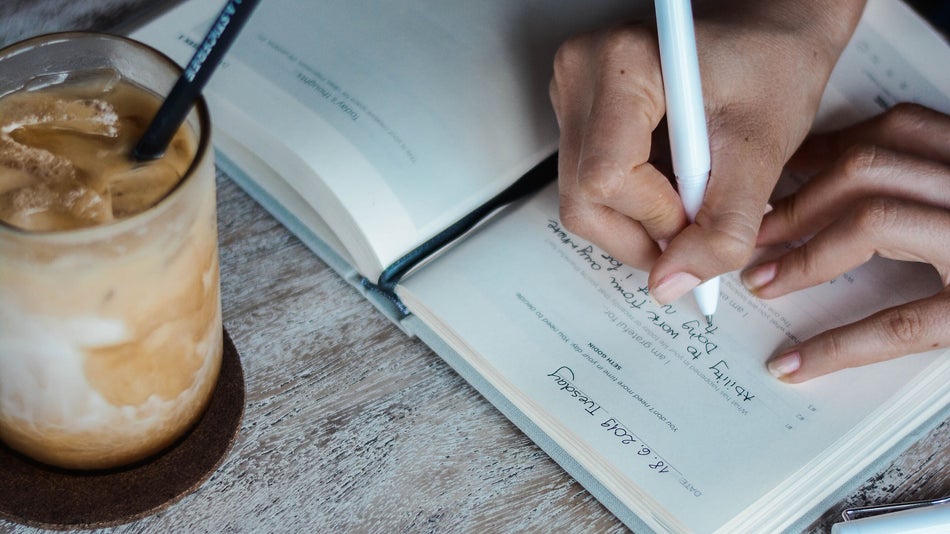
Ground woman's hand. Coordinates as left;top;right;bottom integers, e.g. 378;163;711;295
742;103;950;382
549;1;866;304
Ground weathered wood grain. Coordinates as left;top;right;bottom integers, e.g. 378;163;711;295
1;2;946;533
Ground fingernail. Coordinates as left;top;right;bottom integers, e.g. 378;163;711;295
651;272;701;305
767;351;801;379
742;262;777;293
657;239;669;252
764;202;774;215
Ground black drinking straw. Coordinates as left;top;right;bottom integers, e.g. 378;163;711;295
134;0;262;160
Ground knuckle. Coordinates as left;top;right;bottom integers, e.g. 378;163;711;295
694;227;754;273
552;37;588;82
598;26;647;61
554;26;653;82
791;241;822;279
776;192;803;233
700;211;759;270
714;235;754;271
849;197;902;236
878;307;925;346
639;197;678;233
558;202;594;238
837;144;882;181
577;157;628;200
823;330;848;366
877;102;931;133
548;79;560;115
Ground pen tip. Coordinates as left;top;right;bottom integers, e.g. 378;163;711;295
705;315;713;326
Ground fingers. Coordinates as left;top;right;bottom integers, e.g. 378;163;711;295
646;10;864;300
761;116;950;245
558;196;662;267
576;41;685;240
761;148;950;246
788;103;950;174
551;26;687;270
744;198;950;299
742;106;950;383
765;290;950;383
649;113;783;303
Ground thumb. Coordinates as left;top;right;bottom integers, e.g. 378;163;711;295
648;136;781;305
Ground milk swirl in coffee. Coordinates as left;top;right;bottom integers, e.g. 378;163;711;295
0;64;222;470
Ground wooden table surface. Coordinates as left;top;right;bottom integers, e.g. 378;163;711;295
1;1;947;532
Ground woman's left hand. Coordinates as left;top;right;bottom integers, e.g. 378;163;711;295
741;103;950;383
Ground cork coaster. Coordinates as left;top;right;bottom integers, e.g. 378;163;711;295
0;328;245;530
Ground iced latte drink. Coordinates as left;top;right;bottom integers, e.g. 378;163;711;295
0;33;221;470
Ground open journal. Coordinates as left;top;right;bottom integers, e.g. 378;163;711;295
132;1;950;532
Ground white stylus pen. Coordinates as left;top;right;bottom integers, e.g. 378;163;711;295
655;0;719;322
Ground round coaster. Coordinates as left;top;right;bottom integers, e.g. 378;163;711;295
0;329;245;530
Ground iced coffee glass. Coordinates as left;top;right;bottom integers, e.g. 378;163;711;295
0;33;221;470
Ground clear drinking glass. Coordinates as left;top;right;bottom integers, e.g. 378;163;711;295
0;33;222;470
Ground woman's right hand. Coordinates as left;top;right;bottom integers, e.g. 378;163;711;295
549;1;866;305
